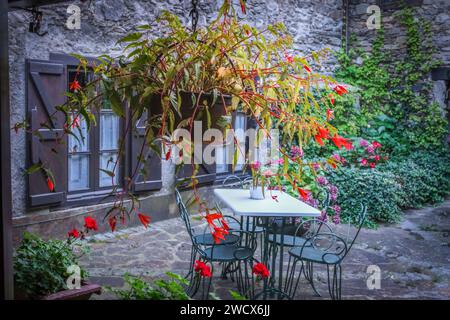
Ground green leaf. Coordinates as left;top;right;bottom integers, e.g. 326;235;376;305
117;32;143;44
109;91;125;117
25;163;42;174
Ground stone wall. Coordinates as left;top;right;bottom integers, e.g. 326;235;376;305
348;0;450;64
8;0;344;239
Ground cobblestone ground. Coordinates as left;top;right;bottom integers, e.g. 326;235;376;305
80;200;450;300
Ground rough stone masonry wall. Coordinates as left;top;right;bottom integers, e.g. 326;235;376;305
347;0;450;112
8;0;344;241
348;0;450;64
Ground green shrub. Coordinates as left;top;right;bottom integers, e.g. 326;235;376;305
327;151;450;228
380;151;450;208
109;272;190;300
14;232;88;298
327;168;403;228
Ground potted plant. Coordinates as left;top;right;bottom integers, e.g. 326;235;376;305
14;232;101;300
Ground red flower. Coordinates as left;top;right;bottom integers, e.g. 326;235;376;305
314;135;324;146
194;260;212;277
72;115;80;129
314;126;329;146
252;262;270;278
212;228;226;244
370;162;376;169
303;64;311;73
374;155;380;161
331;134;353;150
284;53;294;64
138;213;151;228
250;161;261;171
69;79;81;92
239;0;246;14
165;149;171;161
298;188;309;201
221;219;230;231
329;93;335;105
205;212;222;226
333;84;348;96
361;158;368;166
372;141;382;148
68;229;80;239
84;216;98;231
109;216;117;232
326;109;334;121
46;177;54;192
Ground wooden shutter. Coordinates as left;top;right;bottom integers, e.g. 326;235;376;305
27;59;67;207
130;110;162;192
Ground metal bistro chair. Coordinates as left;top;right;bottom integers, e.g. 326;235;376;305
175;188;258;299
175;189;241;290
266;190;333;296
284;203;367;300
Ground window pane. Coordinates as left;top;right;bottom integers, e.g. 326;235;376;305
68;115;89;153
234;113;246;171
99;152;119;187
68;154;89;191
216;145;228;173
100;112;119;151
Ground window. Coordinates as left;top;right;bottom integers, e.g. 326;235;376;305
215;112;247;174
26;56;163;208
234;112;246;171
67;68;121;194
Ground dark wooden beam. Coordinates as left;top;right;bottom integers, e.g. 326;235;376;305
0;0;14;300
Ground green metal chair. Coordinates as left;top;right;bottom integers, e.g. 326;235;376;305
175;188;257;299
284;203;367;300
175;189;240;286
266;190;332;296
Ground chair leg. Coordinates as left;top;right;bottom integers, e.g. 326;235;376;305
284;257;304;298
326;264;342;300
303;261;321;297
185;247;196;279
185;249;198;297
201;262;214;300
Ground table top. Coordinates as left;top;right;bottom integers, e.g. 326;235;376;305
214;188;322;217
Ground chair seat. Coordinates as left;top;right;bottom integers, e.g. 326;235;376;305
227;220;265;233
288;246;341;264
268;234;307;247
202;245;254;262
194;233;240;246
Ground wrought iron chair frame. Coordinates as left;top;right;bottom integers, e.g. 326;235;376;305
284;203;367;300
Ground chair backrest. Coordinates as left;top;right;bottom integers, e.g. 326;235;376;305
242;177;253;189
175;188;196;241
345;203;367;254
221;175;243;188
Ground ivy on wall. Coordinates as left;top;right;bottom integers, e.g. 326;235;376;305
334;6;448;155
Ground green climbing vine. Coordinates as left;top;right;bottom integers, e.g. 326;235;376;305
334;6;447;155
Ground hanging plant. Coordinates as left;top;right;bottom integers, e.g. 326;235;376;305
25;0;351;239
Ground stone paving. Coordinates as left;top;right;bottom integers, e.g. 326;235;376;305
80;200;450;300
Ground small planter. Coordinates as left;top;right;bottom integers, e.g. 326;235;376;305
41;282;102;300
249;186;266;200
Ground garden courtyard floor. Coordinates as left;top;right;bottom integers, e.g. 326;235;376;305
80;199;450;300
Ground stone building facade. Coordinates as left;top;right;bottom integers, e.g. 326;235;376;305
7;0;449;242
